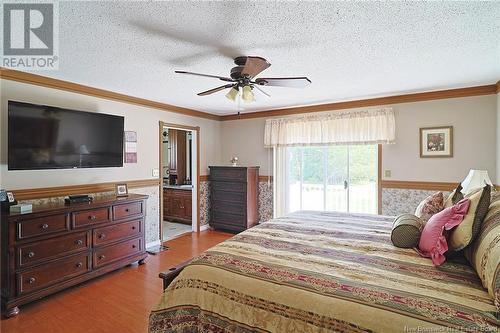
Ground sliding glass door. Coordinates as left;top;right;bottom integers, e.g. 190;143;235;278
286;145;377;214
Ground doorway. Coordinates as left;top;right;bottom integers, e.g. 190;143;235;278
159;122;200;244
285;145;378;214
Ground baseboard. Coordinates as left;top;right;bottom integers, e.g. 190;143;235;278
146;240;161;248
199;224;210;232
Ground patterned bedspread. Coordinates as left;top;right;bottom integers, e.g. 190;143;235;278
149;211;499;333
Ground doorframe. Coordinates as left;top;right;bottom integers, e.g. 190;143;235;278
158;121;201;245
377;144;382;215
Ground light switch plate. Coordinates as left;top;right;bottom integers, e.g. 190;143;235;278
384;170;392;178
152;168;160;177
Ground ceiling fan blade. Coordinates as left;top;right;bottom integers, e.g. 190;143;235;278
253;85;271;97
197;84;235;96
241;56;271;78
254;77;311;88
175;71;234;82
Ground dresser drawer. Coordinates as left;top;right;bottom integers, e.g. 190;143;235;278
212;181;246;193
212;190;247;203
211;221;247;233
16;214;69;240
17;253;91;295
72;207;111;228
93;219;141;246
212;210;247;225
210;167;247;182
113;202;143;220
212;200;246;216
17;231;90;268
93;237;142;268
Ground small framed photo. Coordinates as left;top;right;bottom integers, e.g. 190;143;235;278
6;192;15;203
115;184;128;197
420;126;453;158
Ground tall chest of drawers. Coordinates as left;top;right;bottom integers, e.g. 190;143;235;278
209;166;259;233
1;194;148;318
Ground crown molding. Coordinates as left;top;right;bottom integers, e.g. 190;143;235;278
1;68;497;122
221;84;498;121
11;178;160;201
0;68;221;121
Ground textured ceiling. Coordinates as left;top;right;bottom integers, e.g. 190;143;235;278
39;1;500;115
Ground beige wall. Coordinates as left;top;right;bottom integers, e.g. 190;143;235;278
1;78;497;188
383;95;496;182
221;95;498;182
221;118;272;175
0;79;221;189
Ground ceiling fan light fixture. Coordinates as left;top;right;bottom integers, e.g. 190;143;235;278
225;86;239;102
241;85;255;103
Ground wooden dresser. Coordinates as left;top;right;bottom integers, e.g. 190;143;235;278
209;166;259;233
1;194;148;318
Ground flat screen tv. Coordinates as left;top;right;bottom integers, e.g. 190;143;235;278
8;101;124;170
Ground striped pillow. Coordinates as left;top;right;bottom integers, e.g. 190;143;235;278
465;191;500;310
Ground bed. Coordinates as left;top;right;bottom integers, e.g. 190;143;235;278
149;211;499;333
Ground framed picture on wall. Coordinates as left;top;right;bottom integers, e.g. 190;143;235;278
420;126;453;158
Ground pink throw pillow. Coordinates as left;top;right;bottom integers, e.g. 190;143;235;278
417;198;470;265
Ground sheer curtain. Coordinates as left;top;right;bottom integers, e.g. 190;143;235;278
273;147;287;217
266;108;395;218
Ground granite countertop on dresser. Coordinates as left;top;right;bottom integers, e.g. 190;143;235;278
163;185;193;191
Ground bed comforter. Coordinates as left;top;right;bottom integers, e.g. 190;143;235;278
149;211;499;332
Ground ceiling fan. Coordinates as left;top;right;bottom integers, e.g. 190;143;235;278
175;56;311;103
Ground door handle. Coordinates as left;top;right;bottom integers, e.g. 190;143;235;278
343;180;348;190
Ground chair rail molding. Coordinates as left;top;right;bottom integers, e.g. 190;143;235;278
11;179;160;200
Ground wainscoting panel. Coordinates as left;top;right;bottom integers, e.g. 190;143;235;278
199;180;210;226
382;188;451;216
131;186;160;244
259;181;273;222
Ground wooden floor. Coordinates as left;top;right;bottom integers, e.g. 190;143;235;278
0;230;232;333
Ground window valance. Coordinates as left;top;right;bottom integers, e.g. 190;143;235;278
264;108;396;147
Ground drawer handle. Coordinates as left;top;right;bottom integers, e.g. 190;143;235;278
131;226;136;230
88;215;97;221
132;244;136;249
41;223;49;230
125;208;130;212
98;255;105;260
75;239;83;245
76;262;83;268
28;277;36;284
98;234;106;239
27;251;35;258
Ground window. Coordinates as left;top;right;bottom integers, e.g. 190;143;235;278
286;145;378;214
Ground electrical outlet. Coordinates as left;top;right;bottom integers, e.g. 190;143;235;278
384;170;392;178
152;168;160;177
